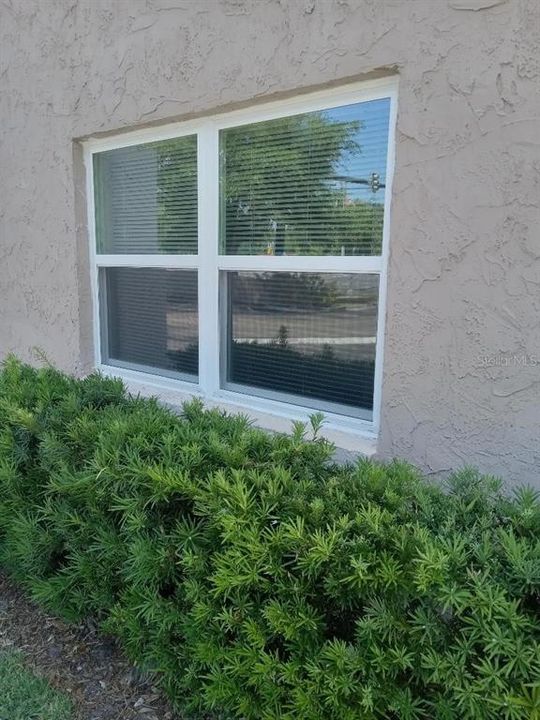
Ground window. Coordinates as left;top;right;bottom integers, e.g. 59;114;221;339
87;79;396;430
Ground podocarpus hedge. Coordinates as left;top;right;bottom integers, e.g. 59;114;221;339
0;357;538;719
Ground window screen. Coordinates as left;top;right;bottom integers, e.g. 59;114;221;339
220;98;390;256
224;272;379;417
100;267;198;379
94;135;198;254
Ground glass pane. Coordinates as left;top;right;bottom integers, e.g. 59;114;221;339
220;98;390;257
100;267;198;379
224;272;379;417
94;135;198;254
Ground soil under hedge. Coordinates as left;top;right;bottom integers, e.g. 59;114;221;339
0;573;178;720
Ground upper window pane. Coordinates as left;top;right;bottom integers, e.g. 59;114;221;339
94;135;198;254
220;98;390;257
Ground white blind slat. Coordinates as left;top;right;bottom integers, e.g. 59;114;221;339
101;267;198;378
220;98;390;257
226;271;379;414
94;135;198;255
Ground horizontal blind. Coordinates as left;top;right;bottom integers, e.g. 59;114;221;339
220;98;390;257
225;271;379;417
100;267;198;379
94;135;198;254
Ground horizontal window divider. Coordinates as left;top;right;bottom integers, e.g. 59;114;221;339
97;363;378;447
214;387;377;434
216;255;382;273
97;363;201;395
84;121;201;154
103;358;198;384
83;77;397;155
213;78;397;130
95;254;199;269
223;381;373;422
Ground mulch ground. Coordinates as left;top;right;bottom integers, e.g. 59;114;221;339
0;573;180;720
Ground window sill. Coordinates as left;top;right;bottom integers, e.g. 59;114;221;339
97;364;378;457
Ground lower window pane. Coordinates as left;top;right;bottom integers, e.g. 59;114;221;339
224;272;379;418
100;267;198;379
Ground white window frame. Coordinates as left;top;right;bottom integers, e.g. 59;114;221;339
83;76;398;453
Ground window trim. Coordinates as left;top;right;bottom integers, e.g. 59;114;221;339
83;76;398;442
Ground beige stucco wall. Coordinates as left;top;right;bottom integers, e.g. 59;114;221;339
1;0;538;486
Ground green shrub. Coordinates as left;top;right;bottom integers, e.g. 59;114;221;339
0;355;538;719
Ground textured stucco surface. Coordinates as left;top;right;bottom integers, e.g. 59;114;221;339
0;0;539;486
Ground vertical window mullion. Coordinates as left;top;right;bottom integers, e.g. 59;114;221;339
86;147;102;368
197;122;221;394
371;90;398;433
